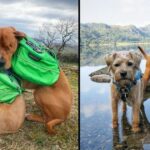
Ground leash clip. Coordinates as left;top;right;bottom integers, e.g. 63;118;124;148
120;87;129;102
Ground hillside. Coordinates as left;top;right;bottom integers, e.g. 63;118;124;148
81;23;150;46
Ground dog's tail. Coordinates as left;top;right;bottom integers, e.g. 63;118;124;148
138;46;148;59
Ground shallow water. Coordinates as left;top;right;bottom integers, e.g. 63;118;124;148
81;44;150;66
80;61;150;150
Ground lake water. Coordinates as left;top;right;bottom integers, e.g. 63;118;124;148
80;61;150;150
81;44;150;66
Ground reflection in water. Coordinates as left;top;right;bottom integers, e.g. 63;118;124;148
113;105;150;150
80;66;150;150
81;44;150;66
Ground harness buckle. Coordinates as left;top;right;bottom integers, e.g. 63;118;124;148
119;86;130;102
113;70;142;102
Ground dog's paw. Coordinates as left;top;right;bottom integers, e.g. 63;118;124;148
46;125;57;135
25;114;31;120
47;129;57;135
132;127;141;133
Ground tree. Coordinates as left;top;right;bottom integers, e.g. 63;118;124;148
38;23;57;50
38;18;77;57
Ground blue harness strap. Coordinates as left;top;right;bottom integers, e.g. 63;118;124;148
134;70;142;81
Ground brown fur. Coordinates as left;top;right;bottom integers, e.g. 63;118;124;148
105;51;143;132
0;95;25;134
138;46;150;86
0;27;73;134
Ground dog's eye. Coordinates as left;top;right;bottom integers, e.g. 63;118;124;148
9;44;12;48
128;62;133;66
114;63;120;67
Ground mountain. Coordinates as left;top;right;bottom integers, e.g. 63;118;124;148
81;23;150;46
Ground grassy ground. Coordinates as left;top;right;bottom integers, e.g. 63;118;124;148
0;63;78;150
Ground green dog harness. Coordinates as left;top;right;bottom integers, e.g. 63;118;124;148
0;72;22;104
11;36;60;86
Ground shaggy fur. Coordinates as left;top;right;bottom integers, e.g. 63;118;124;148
105;51;144;132
0;95;25;134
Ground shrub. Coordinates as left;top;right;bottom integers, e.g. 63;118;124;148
59;52;78;63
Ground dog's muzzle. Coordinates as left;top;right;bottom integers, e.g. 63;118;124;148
113;70;142;102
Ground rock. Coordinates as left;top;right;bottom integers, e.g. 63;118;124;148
89;67;150;94
91;74;111;83
89;67;110;77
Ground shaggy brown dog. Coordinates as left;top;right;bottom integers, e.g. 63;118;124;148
105;51;143;132
0;27;73;134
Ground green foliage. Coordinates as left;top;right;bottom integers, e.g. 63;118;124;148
60;52;78;63
81;23;150;66
59;46;78;63
81;23;150;46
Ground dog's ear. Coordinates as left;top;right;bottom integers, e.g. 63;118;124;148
14;31;26;40
9;26;16;31
129;51;142;68
105;53;117;72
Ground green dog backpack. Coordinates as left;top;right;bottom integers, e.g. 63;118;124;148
0;72;22;104
11;36;60;86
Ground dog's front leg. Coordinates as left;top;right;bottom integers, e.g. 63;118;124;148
111;85;119;128
132;104;140;132
112;98;119;128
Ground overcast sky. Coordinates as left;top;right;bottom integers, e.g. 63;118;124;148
0;0;78;36
81;0;150;27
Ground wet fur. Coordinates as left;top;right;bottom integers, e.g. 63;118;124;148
105;51;144;132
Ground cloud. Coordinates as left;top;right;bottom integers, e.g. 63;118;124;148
98;88;106;94
81;105;95;118
81;0;150;27
98;104;110;112
29;0;78;9
0;0;78;9
81;103;110;118
0;0;78;36
0;18;35;34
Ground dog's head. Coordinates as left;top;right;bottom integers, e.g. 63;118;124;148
105;51;142;86
0;27;26;69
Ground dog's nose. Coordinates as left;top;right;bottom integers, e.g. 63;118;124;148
120;71;127;78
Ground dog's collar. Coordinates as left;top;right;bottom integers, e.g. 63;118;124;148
113;70;142;102
134;70;143;82
113;82;133;102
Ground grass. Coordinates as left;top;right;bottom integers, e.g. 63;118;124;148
0;63;78;150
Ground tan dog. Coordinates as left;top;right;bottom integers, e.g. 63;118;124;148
105;51;144;132
0;27;73;134
138;46;150;86
0;95;25;134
